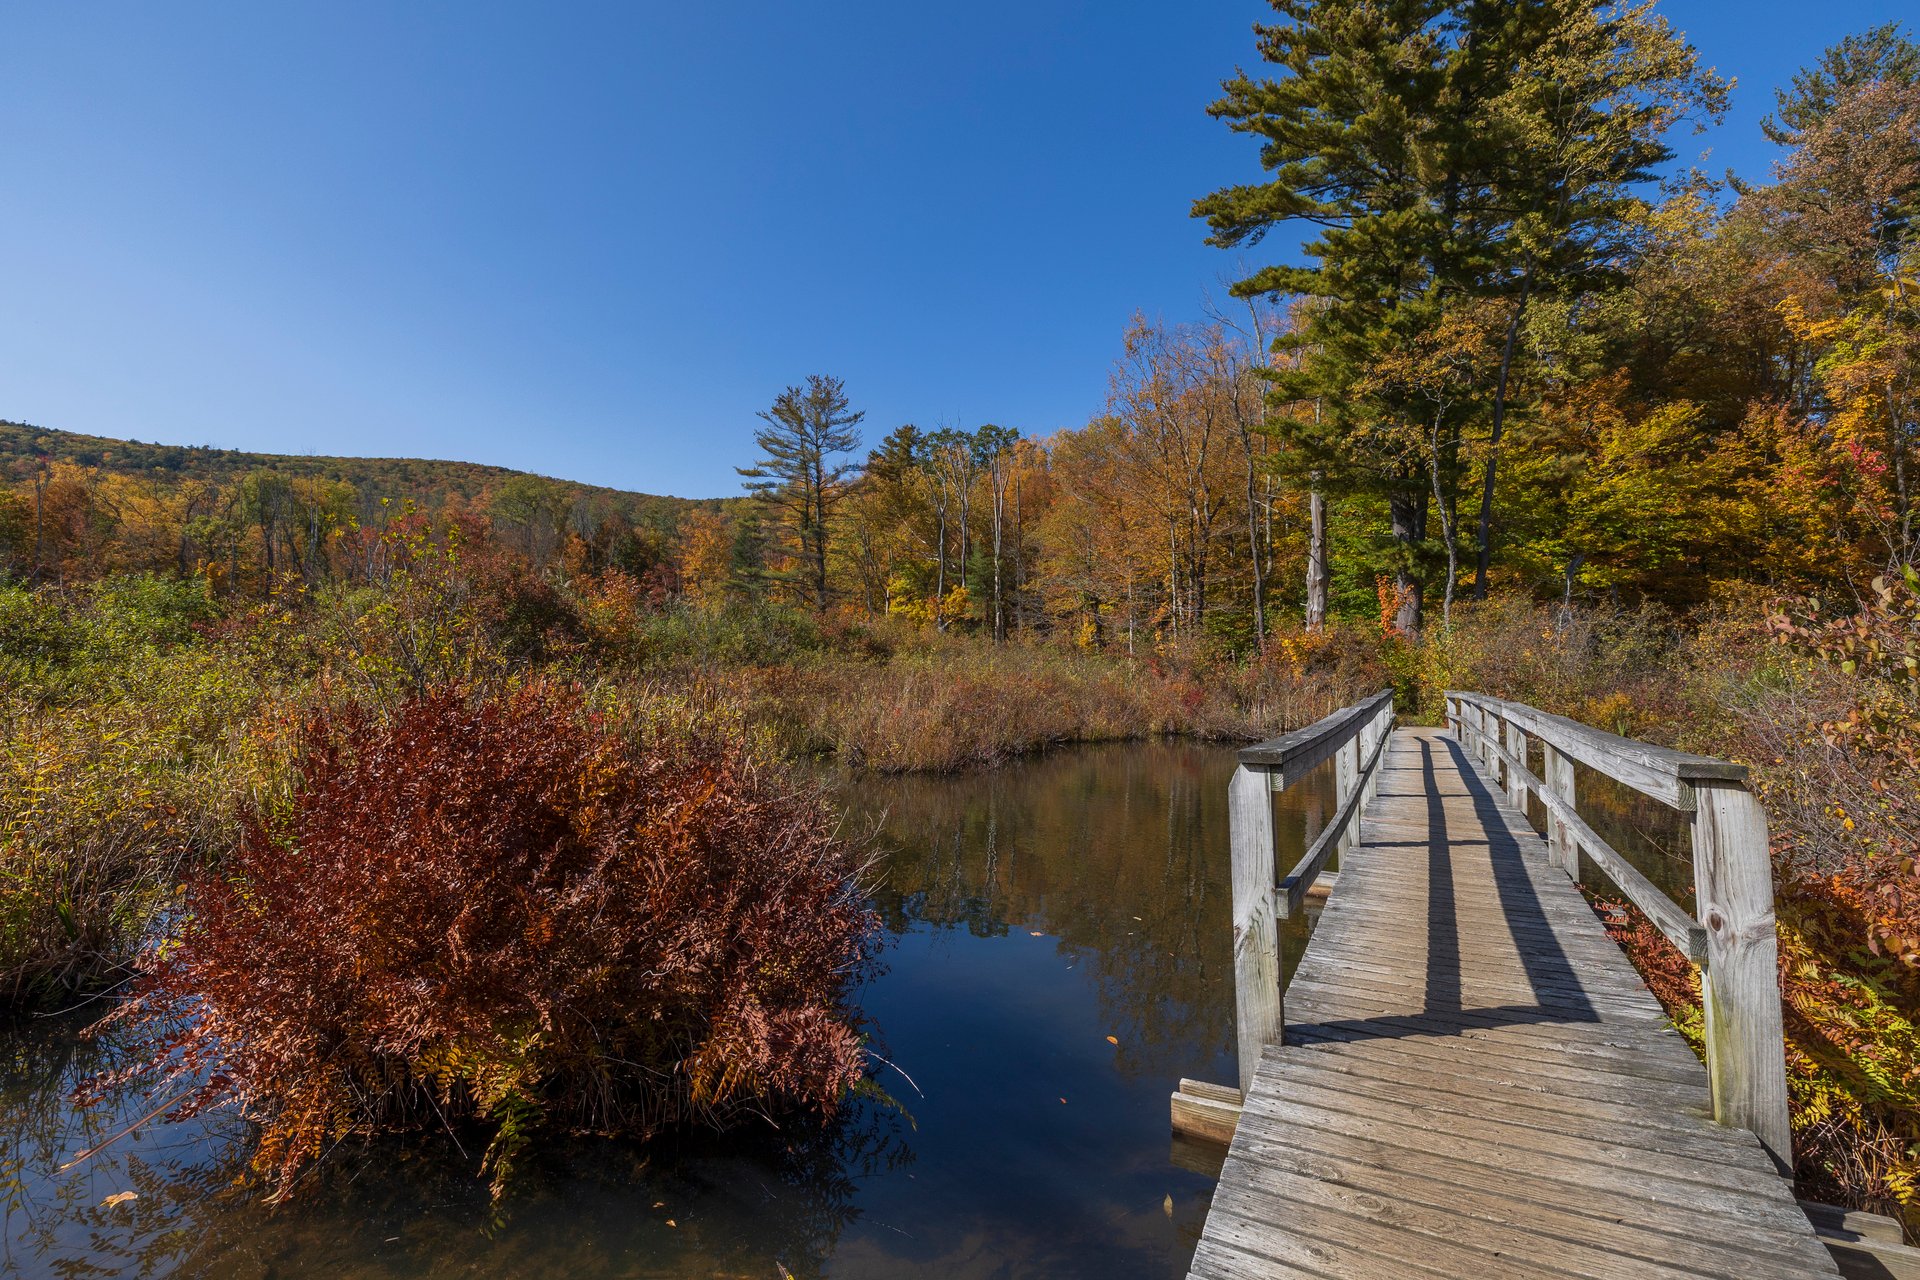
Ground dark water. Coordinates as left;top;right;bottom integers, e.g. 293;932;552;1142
0;741;1337;1280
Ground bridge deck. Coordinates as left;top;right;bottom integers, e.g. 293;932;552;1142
1189;727;1837;1279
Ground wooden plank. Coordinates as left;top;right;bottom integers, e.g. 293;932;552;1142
1237;688;1393;782
1216;1143;1811;1280
1219;1120;1824;1280
1276;721;1389;919
1223;1101;1832;1278
1544;739;1578;875
1470;731;1708;961
1447;691;1746;809
1172;1083;1243;1145
1692;779;1793;1172
1228;761;1280;1097
1504;717;1529;811
1821;1236;1920;1280
1802;1199;1908;1246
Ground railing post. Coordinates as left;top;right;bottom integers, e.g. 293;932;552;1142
1487;709;1507;791
1689;780;1792;1172
1504;719;1529;811
1544;744;1577;878
1229;762;1281;1096
1334;732;1359;857
1365;704;1388;805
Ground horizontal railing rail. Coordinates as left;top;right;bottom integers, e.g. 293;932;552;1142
1228;688;1395;1095
1444;690;1790;1171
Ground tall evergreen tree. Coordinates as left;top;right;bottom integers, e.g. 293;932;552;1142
738;375;864;610
1196;0;1457;634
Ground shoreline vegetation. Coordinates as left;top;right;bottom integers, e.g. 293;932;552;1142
0;4;1917;1255
4;558;1914;1229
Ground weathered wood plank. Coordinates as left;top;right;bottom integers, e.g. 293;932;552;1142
1449;690;1746;809
1276;719;1389;920
1692;778;1793;1171
1172;1080;1243;1146
1237;688;1393;781
1228;761;1280;1098
1472;730;1708;960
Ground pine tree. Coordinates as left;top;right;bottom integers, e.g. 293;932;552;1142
1195;0;1457;634
1197;0;1723;625
737;376;864;610
1762;21;1920;144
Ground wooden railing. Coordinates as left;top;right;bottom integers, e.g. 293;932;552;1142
1227;688;1396;1095
1445;691;1791;1170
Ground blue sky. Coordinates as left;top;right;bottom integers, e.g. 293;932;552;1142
1;2;1910;498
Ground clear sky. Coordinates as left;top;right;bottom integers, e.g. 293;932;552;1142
1;2;1910;498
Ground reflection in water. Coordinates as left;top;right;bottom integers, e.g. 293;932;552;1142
0;740;1335;1279
1515;739;1701;910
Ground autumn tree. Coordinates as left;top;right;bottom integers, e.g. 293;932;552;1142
677;507;735;608
1460;0;1726;597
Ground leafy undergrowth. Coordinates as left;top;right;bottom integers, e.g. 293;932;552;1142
1588;572;1920;1235
91;684;879;1203
714;623;1386;772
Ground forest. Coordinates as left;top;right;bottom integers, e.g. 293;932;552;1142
2;1;1918;1254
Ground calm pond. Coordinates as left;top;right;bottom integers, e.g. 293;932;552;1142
0;740;1340;1279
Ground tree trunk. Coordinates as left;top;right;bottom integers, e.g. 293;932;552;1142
991;460;1007;643
1305;480;1328;632
1246;443;1265;651
1472;263;1534;599
1389;489;1425;637
933;489;949;629
1429;410;1459;630
1013;480;1025;633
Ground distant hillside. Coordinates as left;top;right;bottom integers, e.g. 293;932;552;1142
0;420;727;526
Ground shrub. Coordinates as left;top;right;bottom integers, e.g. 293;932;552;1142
631;602;825;669
1597;576;1920;1230
99;683;878;1203
0;605;282;1007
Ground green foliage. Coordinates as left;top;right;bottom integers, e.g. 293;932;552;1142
1763;21;1920;143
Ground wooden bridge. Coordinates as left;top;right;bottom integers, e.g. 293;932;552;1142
1171;690;1875;1279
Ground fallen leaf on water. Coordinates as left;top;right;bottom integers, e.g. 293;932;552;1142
101;1192;137;1208
1163;1195;1174;1217
1105;1035;1119;1045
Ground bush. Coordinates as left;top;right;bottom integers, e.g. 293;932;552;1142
0;595;281;1006
100;683;878;1202
629;602;826;669
1592;576;1920;1230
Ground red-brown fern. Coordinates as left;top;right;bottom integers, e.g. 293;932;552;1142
95;683;878;1201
